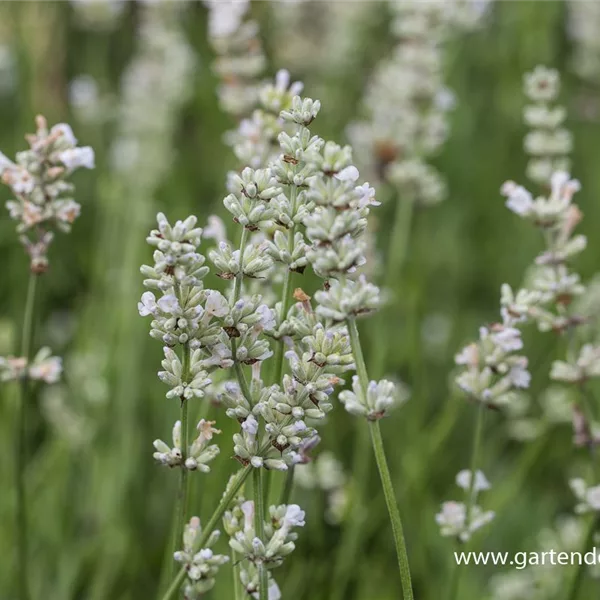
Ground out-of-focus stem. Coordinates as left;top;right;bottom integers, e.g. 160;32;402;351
449;401;486;600
16;271;39;600
346;317;414;600
565;515;598;600
465;402;485;527
253;468;268;600
385;193;415;289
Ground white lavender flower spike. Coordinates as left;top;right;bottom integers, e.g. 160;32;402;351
1;115;95;271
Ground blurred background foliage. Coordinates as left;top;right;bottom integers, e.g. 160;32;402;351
1;1;600;599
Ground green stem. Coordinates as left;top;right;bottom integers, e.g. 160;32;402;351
272;185;298;385
491;435;546;514
347;318;369;384
232;338;252;404
346;317;414;600
16;271;38;600
231;226;253;402
170;344;190;583
449;401;486;600
160;466;252;600
465;402;486;528
447;542;461;600
369;421;414;600
232;549;243;600
253;468;268;600
385;193;414;287
279;464;295;506
565;515;598;600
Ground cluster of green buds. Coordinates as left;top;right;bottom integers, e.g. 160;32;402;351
174;517;229;599
0;115;94;271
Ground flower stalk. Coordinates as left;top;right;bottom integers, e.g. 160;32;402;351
346;317;414;600
447;401;486;600
16;271;39;600
1;117;94;600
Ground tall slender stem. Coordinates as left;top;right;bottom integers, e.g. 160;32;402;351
347;319;369;384
346;317;414;600
448;401;486;600
170;343;190;582
465;402;485;527
385;193;415;288
333;193;414;598
446;541;461;600
253;468;268;600
369;420;414;600
16;271;38;600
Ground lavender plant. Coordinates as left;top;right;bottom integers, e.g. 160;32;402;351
499;67;600;600
0;116;94;599
447;65;600;600
140;79;417;598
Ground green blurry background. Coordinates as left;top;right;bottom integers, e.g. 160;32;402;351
1;1;600;599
